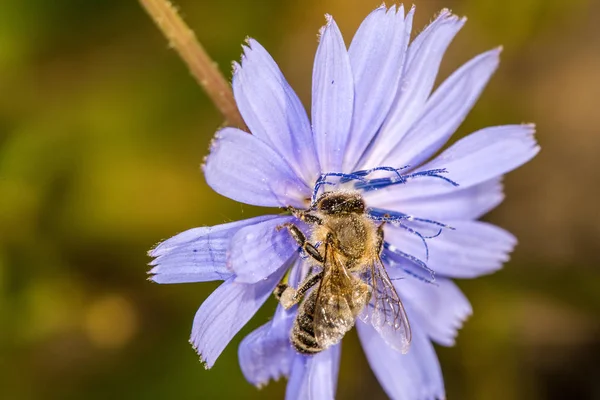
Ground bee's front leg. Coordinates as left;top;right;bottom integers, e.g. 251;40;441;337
277;223;324;263
288;206;323;226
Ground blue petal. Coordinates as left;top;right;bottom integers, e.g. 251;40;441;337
357;321;444;400
238;305;295;387
365;177;504;221
395;278;472;346
190;269;285;368
380;48;502;168
230;216;297;283
285;345;341;400
359;9;465;169
204;127;310;208
148;216;278;284
233;40;320;185
311;15;354;173
385;221;517;279
343;5;413;171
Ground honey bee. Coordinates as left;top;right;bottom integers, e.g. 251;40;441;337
275;190;411;355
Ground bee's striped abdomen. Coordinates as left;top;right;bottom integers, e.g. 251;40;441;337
290;286;323;354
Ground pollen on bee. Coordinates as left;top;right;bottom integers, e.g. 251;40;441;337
280;287;296;309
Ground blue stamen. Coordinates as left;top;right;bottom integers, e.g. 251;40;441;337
307;167;457;284
339;165;410;183
397;223;431;260
310;166;420;205
355;168;459;192
367;208;455;231
311;171;367;205
381;250;436;284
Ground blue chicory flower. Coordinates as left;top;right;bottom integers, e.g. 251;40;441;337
149;5;539;399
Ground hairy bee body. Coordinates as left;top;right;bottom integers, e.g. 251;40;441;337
279;190;411;355
311;212;378;270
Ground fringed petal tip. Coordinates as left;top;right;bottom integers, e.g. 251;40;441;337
517;123;541;154
318;14;336;40
238;38;260;66
370;2;406;14
231;60;241;75
190;342;211;370
435;287;473;346
435;7;465;22
189;273;284;370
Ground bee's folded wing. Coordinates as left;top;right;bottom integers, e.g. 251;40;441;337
313;254;370;349
359;259;412;354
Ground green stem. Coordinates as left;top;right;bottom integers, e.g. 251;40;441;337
139;0;248;131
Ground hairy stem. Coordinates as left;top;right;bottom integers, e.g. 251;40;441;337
139;0;248;130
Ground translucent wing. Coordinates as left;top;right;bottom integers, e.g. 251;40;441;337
313;246;370;350
359;257;412;354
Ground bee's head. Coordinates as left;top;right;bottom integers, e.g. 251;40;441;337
315;191;365;215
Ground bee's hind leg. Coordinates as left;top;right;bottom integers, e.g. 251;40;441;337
273;282;288;302
275;222;325;308
277;271;323;309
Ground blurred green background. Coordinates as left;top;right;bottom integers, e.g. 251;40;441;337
1;0;599;399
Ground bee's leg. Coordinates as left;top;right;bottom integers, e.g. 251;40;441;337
288;207;323;226
300;213;323;226
273;282;288;301
279;271;323;309
278;223;324;263
376;222;386;254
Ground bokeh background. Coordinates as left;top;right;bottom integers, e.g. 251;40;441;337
1;0;599;399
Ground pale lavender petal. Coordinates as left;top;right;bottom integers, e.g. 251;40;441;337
366;178;504;221
285;345;341;400
204;128;310;208
343;5;413;170
238;305;295;387
288;257;311;288
395;278;472;346
190;269;285;368
148;216;278;284
384;220;517;279
359;10;466;169
233;40;320;185
312;15;354;173
230;216;297;283
380;48;502;168
357;321;444;400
